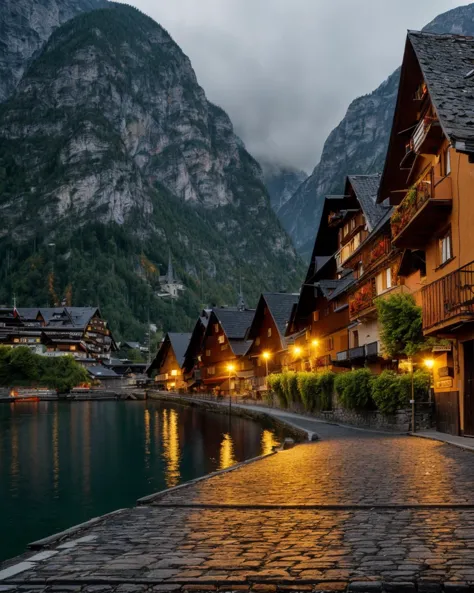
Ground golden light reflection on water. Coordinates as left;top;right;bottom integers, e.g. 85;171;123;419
219;433;236;470
261;429;279;456
144;408;151;470
52;406;59;495
162;408;180;487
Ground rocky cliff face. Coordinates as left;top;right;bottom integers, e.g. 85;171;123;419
0;4;301;338
262;162;307;213
280;3;474;259
0;0;107;103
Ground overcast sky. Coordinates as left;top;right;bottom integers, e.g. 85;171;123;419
117;0;472;172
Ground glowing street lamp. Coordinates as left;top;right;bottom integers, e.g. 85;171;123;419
424;358;435;404
310;339;319;371
293;346;302;357
424;359;435;370
262;351;271;387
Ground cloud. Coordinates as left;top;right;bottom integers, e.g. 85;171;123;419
117;0;472;172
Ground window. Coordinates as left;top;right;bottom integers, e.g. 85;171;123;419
214;324;219;334
350;217;356;231
218;335;225;344
352;330;359;348
207;367;215;376
442;146;451;176
358;262;364;279
376;267;392;295
439;231;453;265
313;311;320;322
343;223;350;237
267;327;272;338
206;349;211;357
255;337;261;346
326;337;334;352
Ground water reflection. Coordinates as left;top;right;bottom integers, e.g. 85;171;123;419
0;401;284;563
162;408;181;487
261;430;279;456
219;433;236;470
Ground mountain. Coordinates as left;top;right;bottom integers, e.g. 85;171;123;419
280;2;474;259
0;3;302;339
0;0;108;103
261;162;308;213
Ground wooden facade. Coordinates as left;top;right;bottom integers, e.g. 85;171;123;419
378;32;474;435
148;332;192;391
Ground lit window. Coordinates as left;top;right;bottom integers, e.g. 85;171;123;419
218;335;225;344
255;337;260;346
350;218;356;231
313;311;320;322
343;223;349;237
439;231;452;265
206;349;211;357
171;369;178;377
70;345;76;351
267;328;272;338
376;267;392;295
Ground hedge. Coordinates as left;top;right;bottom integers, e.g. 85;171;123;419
334;368;374;411
267;368;430;416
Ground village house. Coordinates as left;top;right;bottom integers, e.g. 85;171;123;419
377;31;474;436
182;310;211;391
198;307;255;394
246;293;299;391
147;332;192;391
0;307;117;360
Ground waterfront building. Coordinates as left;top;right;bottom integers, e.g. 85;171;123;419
198;307;255;394
147;332;192;391
182;310;212;390
378;31;474;435
246;293;299;391
0;307;117;360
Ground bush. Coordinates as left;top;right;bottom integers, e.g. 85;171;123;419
398;370;430;408
267;374;286;408
335;368;374;410
280;371;299;407
372;371;402;415
297;371;334;412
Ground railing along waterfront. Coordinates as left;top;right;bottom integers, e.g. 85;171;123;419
422;260;474;331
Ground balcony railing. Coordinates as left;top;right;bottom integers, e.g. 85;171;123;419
335;342;379;365
391;168;452;248
361;236;391;272
422;260;474;332
316;355;332;367
349;280;375;318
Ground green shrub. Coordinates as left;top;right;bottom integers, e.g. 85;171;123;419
371;371;402;415
334;369;374;410
267;374;286;408
297;371;334;412
398;370;430;408
283;371;299;406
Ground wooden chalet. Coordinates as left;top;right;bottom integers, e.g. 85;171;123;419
147;332;192;391
378;31;474;435
182;310;211;390
246;293;299;390
0;307;116;360
198;307;255;394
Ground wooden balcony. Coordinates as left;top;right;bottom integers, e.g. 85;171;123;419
412;115;444;155
422;260;474;334
335;342;379;367
349;280;376;319
391;169;452;249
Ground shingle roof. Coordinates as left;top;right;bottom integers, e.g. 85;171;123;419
213;308;255;340
262;293;300;336
168;333;192;367
327;272;356;301
347;175;387;231
229;340;253;356
17;307;99;329
408;31;474;152
316;280;339;299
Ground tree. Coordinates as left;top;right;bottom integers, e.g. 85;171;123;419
375;293;426;358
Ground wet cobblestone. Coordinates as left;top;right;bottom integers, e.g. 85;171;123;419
4;420;474;591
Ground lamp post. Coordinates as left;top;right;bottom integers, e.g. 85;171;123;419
227;363;235;412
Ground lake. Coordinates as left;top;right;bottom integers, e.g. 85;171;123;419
0;400;284;562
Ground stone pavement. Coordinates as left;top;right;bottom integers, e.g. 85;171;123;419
4;412;474;592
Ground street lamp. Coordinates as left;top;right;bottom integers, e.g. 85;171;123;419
311;339;319;371
424;358;435;404
227;363;235;412
262;351;271;388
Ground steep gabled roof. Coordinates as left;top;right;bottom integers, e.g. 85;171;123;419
408;31;474;153
262;293;300;336
346;175;387;231
326;271;356;301
213;308;255;340
168;333;192;368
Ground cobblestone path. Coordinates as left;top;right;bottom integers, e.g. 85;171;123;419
3;413;474;592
